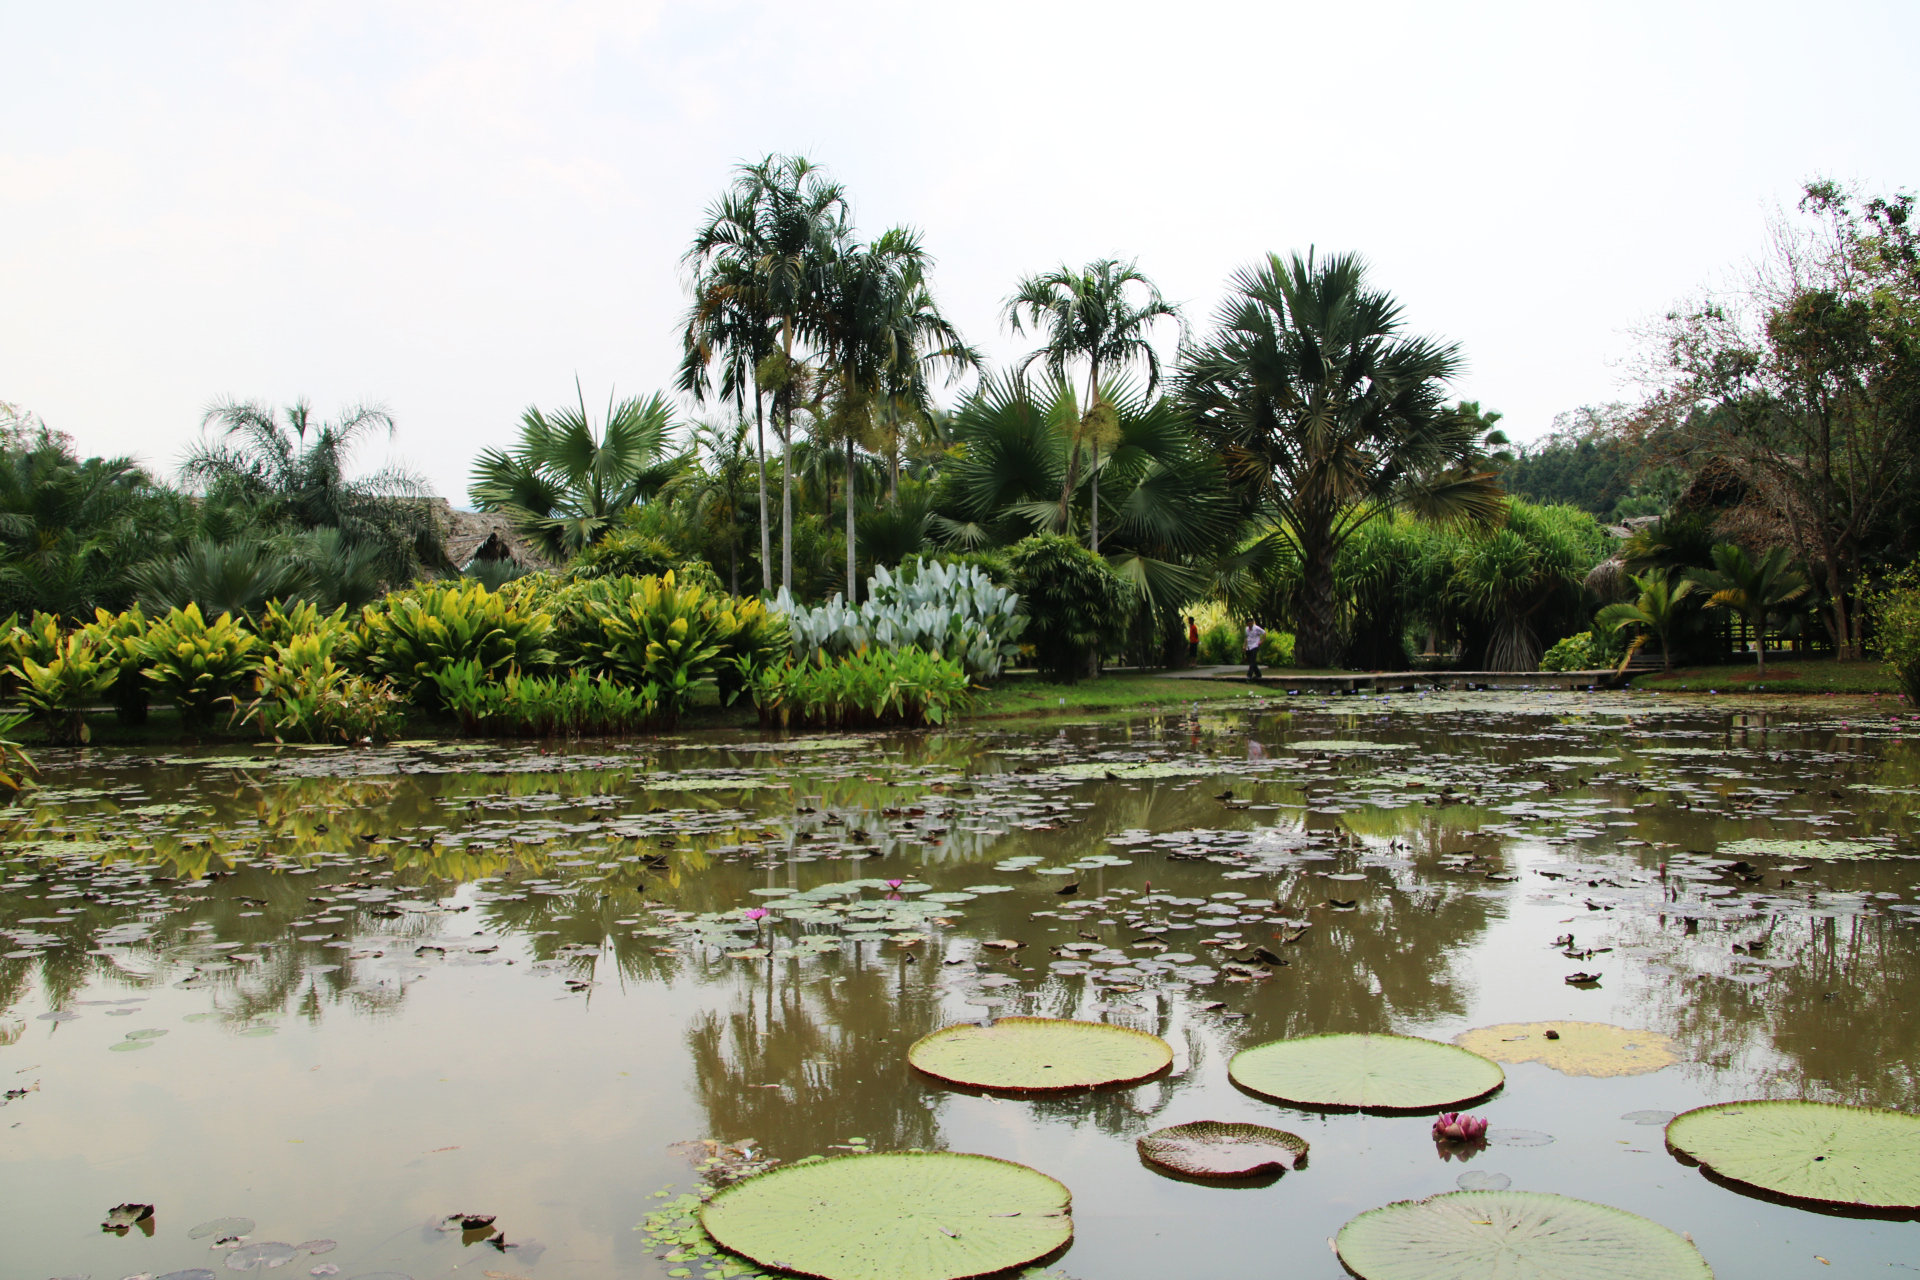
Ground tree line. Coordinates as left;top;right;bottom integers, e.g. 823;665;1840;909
6;162;1915;676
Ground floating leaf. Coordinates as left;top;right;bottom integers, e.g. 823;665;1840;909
908;1017;1172;1092
226;1242;300;1271
1453;1022;1679;1078
1229;1033;1503;1111
1136;1120;1308;1178
1334;1190;1712;1279
1622;1110;1677;1127
699;1152;1071;1280
1455;1171;1510;1191
1718;838;1887;860
190;1218;257;1240
1665;1099;1920;1210
1287;740;1414;753
102;1202;155;1230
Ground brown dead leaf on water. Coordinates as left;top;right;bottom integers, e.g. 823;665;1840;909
484;1271;533;1280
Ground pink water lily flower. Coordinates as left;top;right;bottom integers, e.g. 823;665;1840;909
1432;1112;1489;1143
744;907;769;921
886;880;904;890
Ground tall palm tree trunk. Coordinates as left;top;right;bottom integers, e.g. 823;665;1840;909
1295;530;1342;669
754;391;772;594
845;435;858;599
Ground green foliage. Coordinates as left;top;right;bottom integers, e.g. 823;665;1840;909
1696;543;1810;673
79;604;150;724
1867;569;1920;706
776;558;1027;680
9;628;117;744
747;648;972;729
567;571;731;726
357;580;557;707
5;612;66;670
242;616;404;744
0;426;160;619
469;387;685;560
135;602;264;729
1539;630;1606;672
428;659;660;737
0;709;35;797
1596;570;1698;672
1006;534;1131;681
1199;622;1291;666
567;526;688;580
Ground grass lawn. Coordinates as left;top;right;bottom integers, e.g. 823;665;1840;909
966;671;1273;719
1627;659;1905;696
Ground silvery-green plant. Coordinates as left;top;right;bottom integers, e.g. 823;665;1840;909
774;560;1026;679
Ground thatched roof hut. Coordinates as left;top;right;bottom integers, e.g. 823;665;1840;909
421;498;553;574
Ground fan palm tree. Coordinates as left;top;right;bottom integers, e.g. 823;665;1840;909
1696;543;1809;673
1183;251;1506;667
469;384;685;561
814;226;976;596
184;399;438;583
1596;568;1698;672
1004;259;1182;552
681;154;849;594
934;375;1233;614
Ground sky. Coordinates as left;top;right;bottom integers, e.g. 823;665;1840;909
3;0;1916;504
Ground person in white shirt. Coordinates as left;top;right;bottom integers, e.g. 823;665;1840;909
1243;620;1267;680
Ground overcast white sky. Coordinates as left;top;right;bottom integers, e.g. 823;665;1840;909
4;1;1915;503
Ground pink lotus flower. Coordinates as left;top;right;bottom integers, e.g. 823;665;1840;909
1432;1112;1489;1143
744;908;769;921
886;880;903;890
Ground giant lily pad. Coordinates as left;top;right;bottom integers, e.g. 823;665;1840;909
1137;1121;1307;1178
1453;1022;1679;1078
1335;1190;1712;1279
700;1152;1071;1280
1664;1100;1920;1211
1718;838;1888;860
908;1017;1172;1092
1229;1033;1503;1111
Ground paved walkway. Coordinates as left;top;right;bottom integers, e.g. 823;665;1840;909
1148;665;1625;691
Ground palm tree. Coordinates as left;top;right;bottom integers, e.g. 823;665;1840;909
815;226;976;596
469;384;684;561
185;399;439;583
1596;568;1697;672
1183;251;1506;668
0;436;156;618
1448;504;1600;670
1004;259;1181;552
933;375;1233;616
1696;543;1809;674
681;155;849;594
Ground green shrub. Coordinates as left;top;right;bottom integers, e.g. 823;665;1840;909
136;602;264;729
242;624;405;744
568;527;691;580
10;630;117;744
0;709;34;799
80;606;151;724
358;581;556;706
5;612;65;670
571;571;729;726
428;659;659;737
1869;571;1920;706
746;648;972;729
776;559;1026;680
1198;621;1292;667
1005;534;1132;682
1540;630;1602;672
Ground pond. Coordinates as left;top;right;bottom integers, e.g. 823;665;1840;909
4;689;1919;1279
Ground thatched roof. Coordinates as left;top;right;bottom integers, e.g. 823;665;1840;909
422;498;553;573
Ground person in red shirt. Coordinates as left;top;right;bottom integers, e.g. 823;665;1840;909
1186;616;1200;664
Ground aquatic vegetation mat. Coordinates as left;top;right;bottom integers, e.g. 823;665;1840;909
698;1152;1072;1280
1229;1033;1504;1111
1136;1121;1307;1178
1452;1022;1679;1078
1334;1190;1713;1279
908;1017;1172;1091
1664;1100;1920;1211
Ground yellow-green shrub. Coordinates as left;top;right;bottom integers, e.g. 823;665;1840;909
357;581;556;706
136;603;263;729
10;631;117;744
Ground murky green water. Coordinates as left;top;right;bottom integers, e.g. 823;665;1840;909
4;691;1919;1279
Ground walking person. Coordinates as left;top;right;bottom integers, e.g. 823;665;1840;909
1186;616;1200;665
1243;618;1267;681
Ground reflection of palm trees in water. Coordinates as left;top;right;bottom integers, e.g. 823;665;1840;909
1616;907;1920;1111
689;951;945;1159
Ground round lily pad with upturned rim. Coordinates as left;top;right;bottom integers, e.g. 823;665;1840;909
1334;1190;1712;1279
908;1017;1172;1092
1453;1022;1678;1078
699;1151;1071;1280
1229;1033;1503;1112
1664;1099;1920;1211
1137;1120;1308;1178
